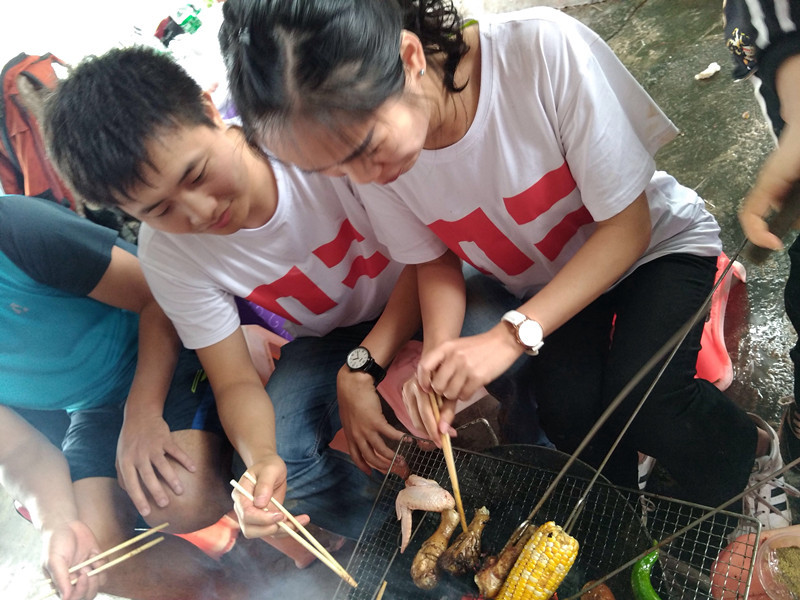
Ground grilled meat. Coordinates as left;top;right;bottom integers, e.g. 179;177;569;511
438;506;490;576
581;580;616;600
411;508;460;590
396;475;455;553
474;524;535;598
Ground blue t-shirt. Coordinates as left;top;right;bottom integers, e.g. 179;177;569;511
0;195;139;412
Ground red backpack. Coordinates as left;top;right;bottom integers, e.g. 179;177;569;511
0;53;78;211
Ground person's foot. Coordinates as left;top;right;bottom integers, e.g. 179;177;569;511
738;414;796;535
637;453;656;491
779;399;800;471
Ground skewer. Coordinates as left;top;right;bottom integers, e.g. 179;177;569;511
230;478;357;588
428;391;468;533
38;534;165;600
561;454;800;600
507;240;748;546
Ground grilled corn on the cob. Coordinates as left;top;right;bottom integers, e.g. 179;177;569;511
496;521;579;600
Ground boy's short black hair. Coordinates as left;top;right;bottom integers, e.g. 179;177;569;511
44;46;215;207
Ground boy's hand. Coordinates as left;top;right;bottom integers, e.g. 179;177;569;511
42;520;104;600
231;456;310;539
116;413;196;517
337;367;404;474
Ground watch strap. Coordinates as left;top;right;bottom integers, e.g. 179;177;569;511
347;346;387;385
362;359;386;385
501;310;544;356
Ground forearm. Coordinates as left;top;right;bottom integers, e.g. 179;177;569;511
751;123;800;198
358;265;421;366
739;54;800;246
197;330;279;466
215;381;278;466
418;250;466;351
754;51;800;195
777;54;800;127
0;433;78;532
518;194;650;335
125;301;181;420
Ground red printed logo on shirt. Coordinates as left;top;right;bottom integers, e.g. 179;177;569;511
429;209;534;276
246;219;389;323
313;220;365;267
428;161;590;274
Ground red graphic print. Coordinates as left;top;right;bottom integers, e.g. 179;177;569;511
313;220;365;267
248;266;337;324
427;161;592;274
535;206;593;261
342;252;390;288
429;209;534;276
504;162;576;224
246;219;390;323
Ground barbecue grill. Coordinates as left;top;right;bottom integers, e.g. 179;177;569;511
333;437;760;600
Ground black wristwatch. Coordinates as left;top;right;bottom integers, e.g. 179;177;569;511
346;346;386;385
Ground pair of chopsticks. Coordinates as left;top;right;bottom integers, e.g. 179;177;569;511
428;392;468;533
38;522;167;599
232;472;357;588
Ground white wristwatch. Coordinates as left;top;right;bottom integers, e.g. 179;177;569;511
501;310;544;356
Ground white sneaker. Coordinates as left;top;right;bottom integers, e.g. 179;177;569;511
739;413;797;534
638;453;656;491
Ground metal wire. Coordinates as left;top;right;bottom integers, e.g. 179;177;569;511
334;438;759;600
335;237;765;600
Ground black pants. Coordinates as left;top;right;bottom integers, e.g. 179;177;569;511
530;253;756;509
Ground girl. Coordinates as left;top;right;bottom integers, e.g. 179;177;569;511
45;45;545;545
219;0;793;525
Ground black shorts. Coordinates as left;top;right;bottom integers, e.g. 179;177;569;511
15;349;222;481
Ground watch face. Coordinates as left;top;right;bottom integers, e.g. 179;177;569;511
517;320;543;347
347;347;370;369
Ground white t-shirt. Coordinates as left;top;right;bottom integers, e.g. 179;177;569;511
139;162;403;349
356;7;721;299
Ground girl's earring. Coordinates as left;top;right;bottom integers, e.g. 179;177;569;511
419;68;425;77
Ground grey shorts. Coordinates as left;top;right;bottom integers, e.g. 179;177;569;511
16;349;222;481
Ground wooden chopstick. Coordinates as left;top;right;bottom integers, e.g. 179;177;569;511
428;391;468;533
241;472;351;582
231;477;357;588
375;579;388;600
81;536;164;577
39;532;165;599
68;522;168;575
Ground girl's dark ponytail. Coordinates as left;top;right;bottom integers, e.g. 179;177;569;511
397;0;469;92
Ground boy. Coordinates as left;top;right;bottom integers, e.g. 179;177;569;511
45;46;416;541
0;195;244;599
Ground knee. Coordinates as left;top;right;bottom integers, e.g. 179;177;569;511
144;470;231;533
142;431;233;533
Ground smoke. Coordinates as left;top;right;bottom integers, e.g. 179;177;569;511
219;536;356;598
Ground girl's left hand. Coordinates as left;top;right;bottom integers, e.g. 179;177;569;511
415;325;523;434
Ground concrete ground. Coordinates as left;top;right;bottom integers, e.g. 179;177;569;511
0;0;792;598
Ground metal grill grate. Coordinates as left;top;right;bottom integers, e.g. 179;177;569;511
333;438;760;600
